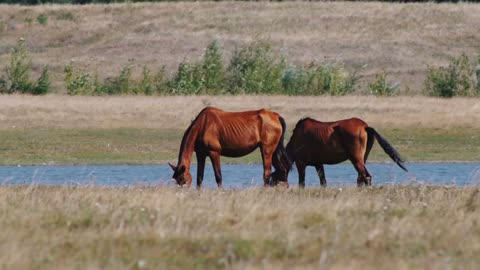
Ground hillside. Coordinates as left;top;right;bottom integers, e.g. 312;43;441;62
1;2;479;93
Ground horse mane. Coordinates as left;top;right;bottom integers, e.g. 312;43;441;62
177;107;210;161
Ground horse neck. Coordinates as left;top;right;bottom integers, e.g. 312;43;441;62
176;120;201;170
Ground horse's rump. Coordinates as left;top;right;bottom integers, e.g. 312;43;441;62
274;117;407;187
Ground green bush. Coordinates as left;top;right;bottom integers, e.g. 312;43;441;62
136;66;168;95
368;70;399;96
227;40;285;94
281;65;310;95
1;38;51;95
98;65;134;95
152;67;169;95
138;66;154;95
65;62;169;95
5;39;33;93
0;76;7;93
168;40;225;95
32;66;51;95
168;61;204;95
10;39;480;97
201;41;225;94
64;61;94;95
281;62;358;95
37;14;48;25
424;54;479;97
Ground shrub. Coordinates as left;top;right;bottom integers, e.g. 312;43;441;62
5;39;32;93
281;65;310;95
100;65;134;95
37;14;48;25
32;66;50;95
322;63;357;96
152;67;169;94
168;62;204;95
424;54;478;97
64;61;94;95
227;40;285;94
368;70;399;96
168;40;225;95
201;41;225;94
138;66;154;95
2;38;51;95
0;76;7;93
281;62;358;95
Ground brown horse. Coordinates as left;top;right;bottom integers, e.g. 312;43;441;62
169;107;290;188
271;117;407;187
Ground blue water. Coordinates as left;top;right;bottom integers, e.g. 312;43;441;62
1;163;480;188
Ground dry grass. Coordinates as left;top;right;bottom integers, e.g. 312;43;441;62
1;185;480;269
0;2;479;92
1;95;479;164
1;95;480;130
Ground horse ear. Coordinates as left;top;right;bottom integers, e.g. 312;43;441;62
168;162;177;171
178;165;186;174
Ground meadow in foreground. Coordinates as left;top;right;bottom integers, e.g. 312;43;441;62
0;185;479;269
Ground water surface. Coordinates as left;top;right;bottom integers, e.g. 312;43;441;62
1;163;480;188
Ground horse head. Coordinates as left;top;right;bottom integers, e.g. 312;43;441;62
169;162;192;187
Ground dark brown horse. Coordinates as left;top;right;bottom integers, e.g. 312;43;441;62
169;107;289;188
271;117;407;187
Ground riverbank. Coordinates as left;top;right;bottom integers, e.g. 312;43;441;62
1;95;479;165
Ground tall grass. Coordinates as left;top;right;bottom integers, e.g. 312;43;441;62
1;186;479;269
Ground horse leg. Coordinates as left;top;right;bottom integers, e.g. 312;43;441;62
315;164;327;187
297;161;306;188
209;152;223;188
351;158;371;187
260;145;274;187
365;167;372;186
196;153;206;189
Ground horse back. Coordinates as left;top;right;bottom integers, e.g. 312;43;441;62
197;107;281;156
288;117;369;164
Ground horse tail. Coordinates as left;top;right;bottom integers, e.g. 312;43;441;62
275;116;293;172
366;127;408;172
364;126;375;163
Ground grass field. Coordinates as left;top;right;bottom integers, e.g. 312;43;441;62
1;2;480;269
1;185;479;269
0;95;479;165
1;2;480;93
1;127;480;165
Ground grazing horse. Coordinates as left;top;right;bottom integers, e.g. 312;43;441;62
169;107;290;188
271;117;407;187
